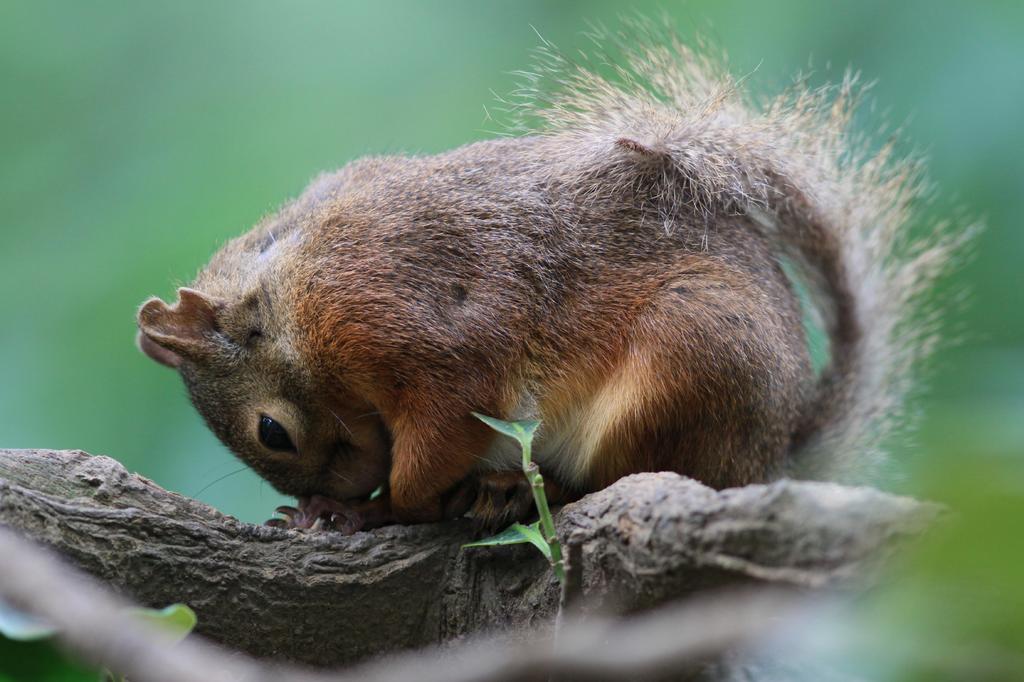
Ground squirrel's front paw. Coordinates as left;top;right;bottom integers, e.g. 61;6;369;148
265;494;393;534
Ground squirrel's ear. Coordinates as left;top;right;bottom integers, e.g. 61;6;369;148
136;287;222;368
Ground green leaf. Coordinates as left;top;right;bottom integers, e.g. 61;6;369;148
0;637;98;682
463;523;531;548
462;521;552;560
511;521;552;560
128;604;197;642
0;600;56;641
471;413;540;448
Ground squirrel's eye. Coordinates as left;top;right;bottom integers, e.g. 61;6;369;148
258;415;296;453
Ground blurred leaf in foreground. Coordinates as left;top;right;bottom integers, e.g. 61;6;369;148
760;454;1024;681
129;604;197;643
0;601;197;682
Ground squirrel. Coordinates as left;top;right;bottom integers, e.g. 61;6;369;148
136;28;964;533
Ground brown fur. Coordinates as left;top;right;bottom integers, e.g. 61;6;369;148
136;26;968;528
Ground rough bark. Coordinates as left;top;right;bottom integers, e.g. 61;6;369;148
0;448;938;668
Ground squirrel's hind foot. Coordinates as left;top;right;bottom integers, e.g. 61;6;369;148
449;471;574;536
468;471;538;535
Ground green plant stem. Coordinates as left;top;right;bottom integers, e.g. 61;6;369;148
522;440;565;583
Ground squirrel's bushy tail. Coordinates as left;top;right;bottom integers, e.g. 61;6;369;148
510;22;972;479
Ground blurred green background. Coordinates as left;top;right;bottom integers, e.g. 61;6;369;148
1;0;1021;525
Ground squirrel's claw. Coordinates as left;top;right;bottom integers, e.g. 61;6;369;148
263;494;393;534
328;511;365;535
264;504;302;529
265;503;321;530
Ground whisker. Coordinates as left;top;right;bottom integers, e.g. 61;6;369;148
328;408;354;438
460;445;502;468
330;469;354;485
354;411;380;421
192;465;249;498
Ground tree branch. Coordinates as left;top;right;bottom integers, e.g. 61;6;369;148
0;526;817;682
0;448;938;668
